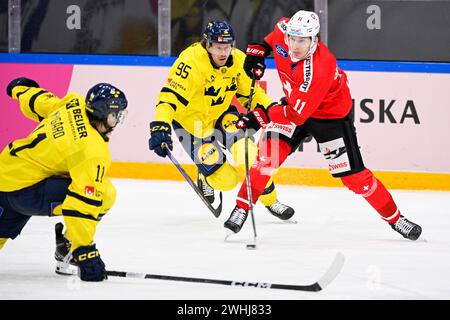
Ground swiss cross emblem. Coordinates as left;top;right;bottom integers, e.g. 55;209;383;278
254;68;263;77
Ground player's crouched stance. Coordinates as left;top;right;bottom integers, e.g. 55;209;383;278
148;20;295;222
0;78;128;281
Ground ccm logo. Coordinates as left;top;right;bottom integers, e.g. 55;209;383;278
78;250;99;261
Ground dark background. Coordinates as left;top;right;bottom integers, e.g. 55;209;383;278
0;0;449;61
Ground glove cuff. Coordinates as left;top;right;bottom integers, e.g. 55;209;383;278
246;43;271;57
72;244;100;263
252;105;270;128
150;121;171;134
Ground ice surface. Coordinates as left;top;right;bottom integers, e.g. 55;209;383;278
1;179;449;300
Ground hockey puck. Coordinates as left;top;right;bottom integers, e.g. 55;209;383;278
246;244;257;250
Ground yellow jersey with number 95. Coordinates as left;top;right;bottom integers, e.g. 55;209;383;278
155;42;273;138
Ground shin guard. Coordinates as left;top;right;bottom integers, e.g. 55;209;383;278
341;169;400;224
237;138;291;210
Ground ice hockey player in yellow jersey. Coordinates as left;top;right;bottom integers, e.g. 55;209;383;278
0;78;128;282
149;21;295;224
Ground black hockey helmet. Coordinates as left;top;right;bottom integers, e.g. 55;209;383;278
202;21;235;45
85;83;128;123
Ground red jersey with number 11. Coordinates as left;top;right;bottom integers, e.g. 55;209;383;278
264;18;352;125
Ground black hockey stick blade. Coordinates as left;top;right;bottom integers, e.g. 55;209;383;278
105;252;344;292
162;144;222;217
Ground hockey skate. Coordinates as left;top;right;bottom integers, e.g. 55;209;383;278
390;215;422;241
224;205;249;234
197;172;215;204
54;222;78;276
266;200;295;221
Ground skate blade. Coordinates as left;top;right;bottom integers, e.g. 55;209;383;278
224;229;236;242
416;236;428;243
55;261;78;276
282;219;298;224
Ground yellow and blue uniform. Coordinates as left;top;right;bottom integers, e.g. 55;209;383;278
154;42;278;203
0;85;116;251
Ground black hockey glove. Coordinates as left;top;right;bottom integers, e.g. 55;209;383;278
6;77;40;97
244;43;270;80
72;244;107;282
149;121;173;157
279;96;288;105
236;105;271;131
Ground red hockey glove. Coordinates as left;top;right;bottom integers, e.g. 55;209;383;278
236;105;270;131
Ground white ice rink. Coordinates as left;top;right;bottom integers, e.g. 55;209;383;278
1;178;449;300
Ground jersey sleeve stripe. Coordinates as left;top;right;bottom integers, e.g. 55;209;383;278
28;90;48;121
9;133;47;156
16;88;31;98
236;93;249;99
157;100;177;111
67;190;103;207
62;209;100;221
160;87;189;106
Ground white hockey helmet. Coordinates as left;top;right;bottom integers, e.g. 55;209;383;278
286;10;320;37
285;10;320;61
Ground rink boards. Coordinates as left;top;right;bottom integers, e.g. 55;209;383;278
1;54;449;190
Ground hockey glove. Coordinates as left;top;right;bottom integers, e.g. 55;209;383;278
279;96;288;105
244;43;270;80
6;77;40;97
236;105;270;131
72;244;107;282
149;121;173;157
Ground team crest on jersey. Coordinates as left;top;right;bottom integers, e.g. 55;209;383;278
211;96;225;106
204;86;220;96
275;44;288;58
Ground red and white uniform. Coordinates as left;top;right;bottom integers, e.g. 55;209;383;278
264;18;352;125
235;17;402;226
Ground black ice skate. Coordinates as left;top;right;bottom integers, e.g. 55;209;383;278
266;200;295;220
54;222;78;275
224;205;248;233
198;173;215;204
390;215;422;241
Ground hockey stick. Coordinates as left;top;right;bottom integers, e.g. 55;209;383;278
162;143;222;218
105;252;345;292
244;76;258;249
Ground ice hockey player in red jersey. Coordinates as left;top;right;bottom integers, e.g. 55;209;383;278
223;10;422;241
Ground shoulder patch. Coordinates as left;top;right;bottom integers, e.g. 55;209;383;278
277;21;287;33
275;44;288;58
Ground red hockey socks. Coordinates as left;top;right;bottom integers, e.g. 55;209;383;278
341;169;400;224
236;138;291;210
